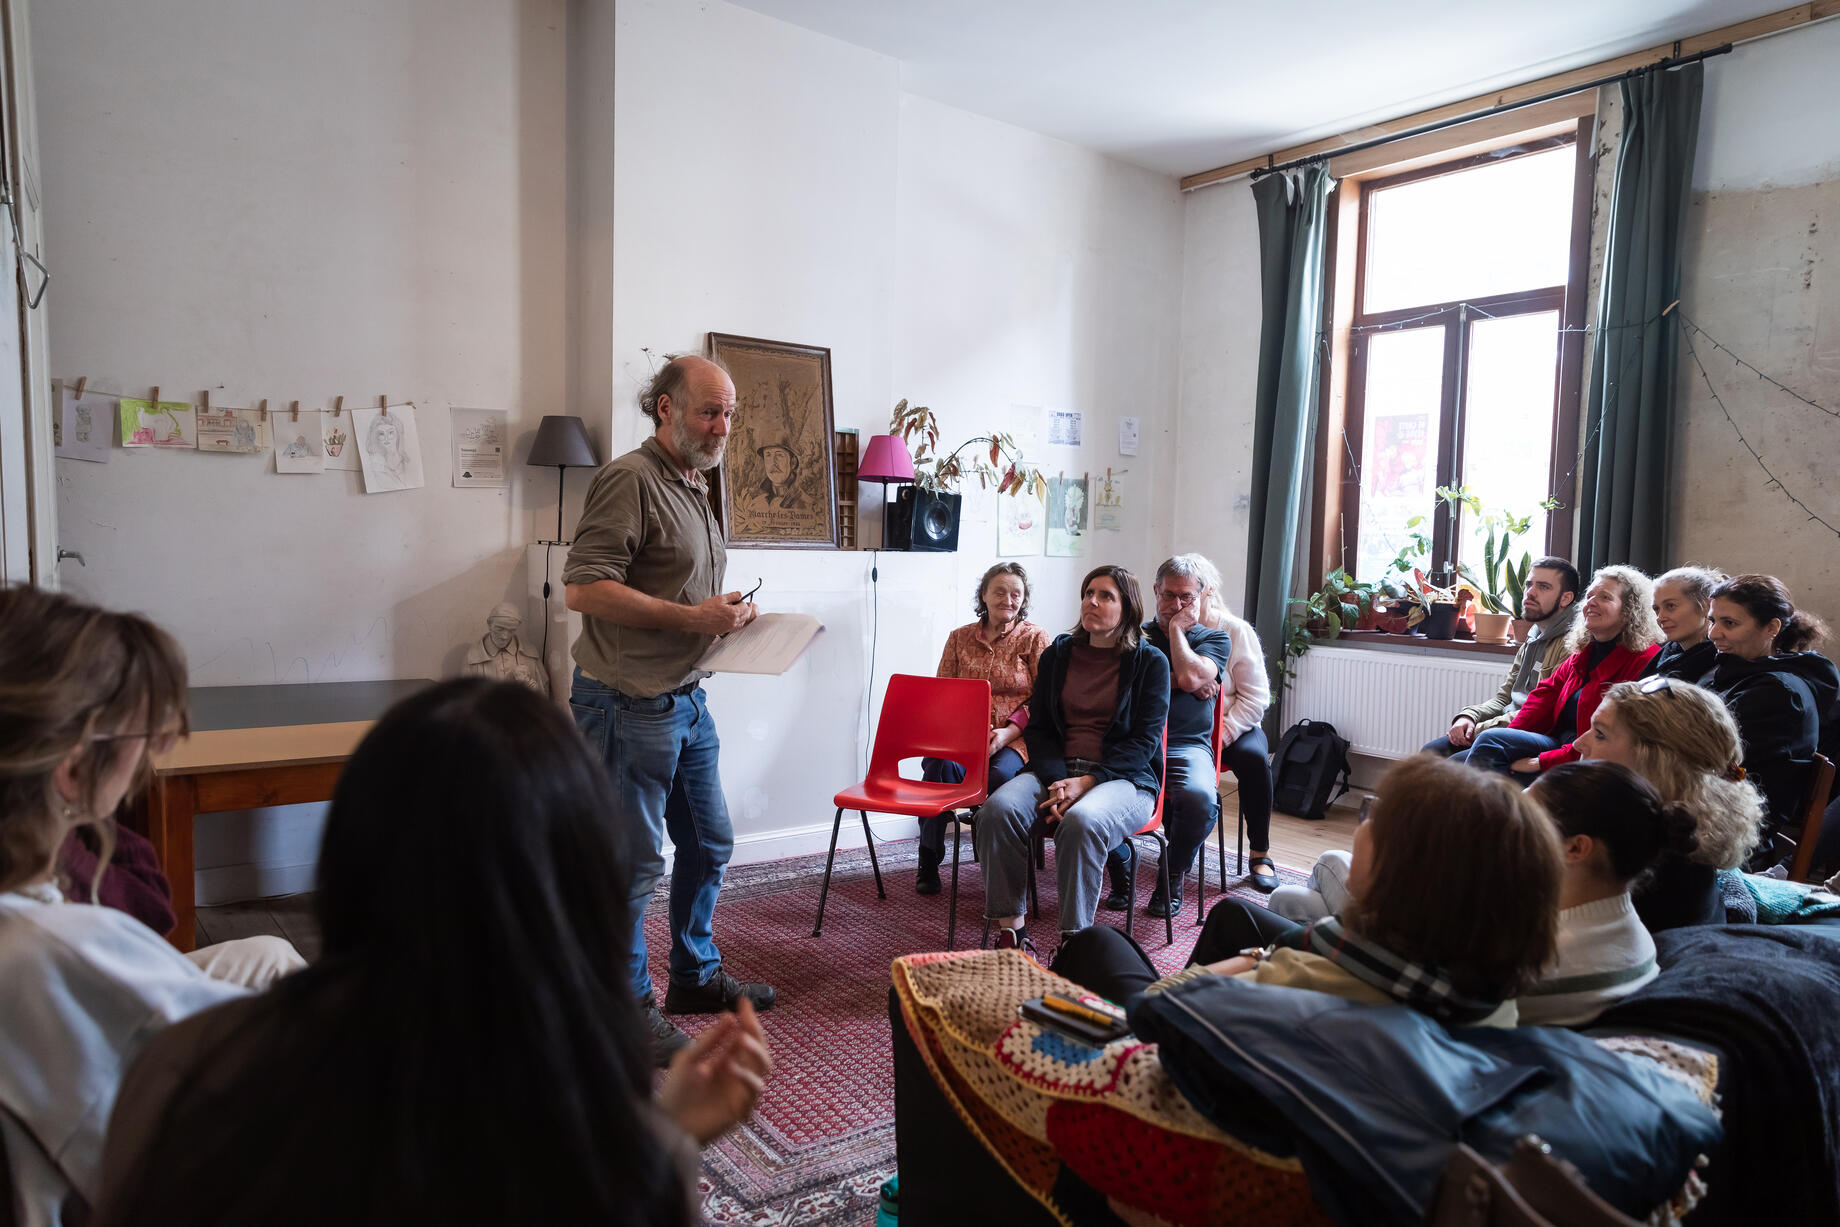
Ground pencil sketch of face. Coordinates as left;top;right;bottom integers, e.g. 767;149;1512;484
366;415;406;476
762;445;793;485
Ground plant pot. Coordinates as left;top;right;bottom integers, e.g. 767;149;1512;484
1423;601;1460;641
1474;611;1513;645
1510;618;1533;643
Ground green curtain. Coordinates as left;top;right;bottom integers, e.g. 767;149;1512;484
1246;165;1334;728
1576;63;1703;577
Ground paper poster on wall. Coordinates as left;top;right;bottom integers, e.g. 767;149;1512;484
352;404;426;493
1006;403;1045;459
275;412;325;474
997;492;1045;556
1048;409;1082;447
196;407;271;454
320;412;362;471
54;382;109;463
1046;475;1088;557
451;407;508;488
119;398;196;449
1118;417;1139;457
1094;468;1125;532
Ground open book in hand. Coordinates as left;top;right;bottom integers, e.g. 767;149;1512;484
696;612;824;676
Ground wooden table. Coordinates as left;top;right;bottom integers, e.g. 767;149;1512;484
125;680;431;951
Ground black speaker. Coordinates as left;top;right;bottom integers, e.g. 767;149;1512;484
887;486;961;552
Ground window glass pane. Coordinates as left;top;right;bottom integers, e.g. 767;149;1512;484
1456;311;1560;593
1364;146;1575;314
1355;325;1444;584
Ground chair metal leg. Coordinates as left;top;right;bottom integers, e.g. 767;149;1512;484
859;811;886;899
1157;832;1173;946
981;915;992;948
1026;823;1040;919
1120;835;1136;942
812;806;846;937
1236;808;1246;875
947;817;963;951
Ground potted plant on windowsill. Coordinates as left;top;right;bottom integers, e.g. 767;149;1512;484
1438;486;1562;645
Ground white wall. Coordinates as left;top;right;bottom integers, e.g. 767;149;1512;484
1673;19;1840;625
35;0;570;899
1172;184;1263;613
611;0;1186;860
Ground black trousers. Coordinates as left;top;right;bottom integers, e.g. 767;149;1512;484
1050;898;1302;1009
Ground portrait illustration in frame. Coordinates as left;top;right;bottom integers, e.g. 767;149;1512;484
707;333;839;548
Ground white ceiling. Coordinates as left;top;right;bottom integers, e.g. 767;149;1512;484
728;0;1789;177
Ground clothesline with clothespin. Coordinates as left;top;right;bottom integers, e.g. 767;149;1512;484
60;379;417;421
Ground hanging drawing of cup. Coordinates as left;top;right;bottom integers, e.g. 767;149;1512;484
325;426;347;457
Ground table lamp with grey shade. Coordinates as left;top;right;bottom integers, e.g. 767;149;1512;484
527;415;601;545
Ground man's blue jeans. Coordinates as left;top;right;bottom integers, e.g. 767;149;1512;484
1456;727;1559;782
1159;739;1221;882
570;669;732;1001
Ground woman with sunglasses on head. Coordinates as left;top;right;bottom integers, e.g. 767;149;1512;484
1055;754;1563;1028
1642;565;1724;683
0;585;285;1225
914;562;1051;895
976;565;1169;955
94;678;770;1227
1701;574;1838;867
1574;677;1764;929
1462;565;1662;780
1517;762;1700;1026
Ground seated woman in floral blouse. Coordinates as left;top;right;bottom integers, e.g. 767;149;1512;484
916;563;1052;894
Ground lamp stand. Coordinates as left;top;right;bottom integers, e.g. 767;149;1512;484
540;465;569;547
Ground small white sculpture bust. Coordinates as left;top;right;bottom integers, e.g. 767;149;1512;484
464;602;549;696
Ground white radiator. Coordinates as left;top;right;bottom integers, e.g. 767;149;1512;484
1280;644;1508;760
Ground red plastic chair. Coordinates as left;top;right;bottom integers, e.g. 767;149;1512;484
812;674;991;940
1196;689;1252;923
1015;726;1174;947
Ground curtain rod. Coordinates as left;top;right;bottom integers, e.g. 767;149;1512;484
1248;44;1733;181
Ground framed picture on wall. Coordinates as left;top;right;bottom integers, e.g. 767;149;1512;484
707;332;840;549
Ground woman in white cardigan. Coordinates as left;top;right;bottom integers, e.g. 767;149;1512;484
0;586;261;1226
1202;595;1280;890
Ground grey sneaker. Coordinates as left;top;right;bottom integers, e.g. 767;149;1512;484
663;967;776;1015
642;993;692;1068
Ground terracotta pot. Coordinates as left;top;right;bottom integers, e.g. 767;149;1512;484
1474;611;1513;645
1510;618;1533;643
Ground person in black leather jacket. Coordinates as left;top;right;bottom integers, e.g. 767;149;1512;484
1704;574;1838;866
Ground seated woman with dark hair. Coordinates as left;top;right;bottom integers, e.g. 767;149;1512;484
1518;761;1700;1026
915;561;1050;895
1055;754;1563;1028
1643;565;1724;682
93;679;770;1227
1462;565;1661;780
977;565;1169;954
1704;573;1839;865
1574;677;1764;929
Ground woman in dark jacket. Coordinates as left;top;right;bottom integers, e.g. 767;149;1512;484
1643;565;1723;682
976;565;1170;953
1705;574;1839;865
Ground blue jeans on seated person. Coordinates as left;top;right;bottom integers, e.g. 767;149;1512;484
1159;739;1220;883
976;773;1151;934
918;748;1024;855
1421;735;1459;757
569;669;731;1002
1458;727;1560;782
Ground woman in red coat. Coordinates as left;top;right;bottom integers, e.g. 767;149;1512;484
1461;565;1662;780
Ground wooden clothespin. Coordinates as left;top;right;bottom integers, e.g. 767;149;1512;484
258;399;268;422
379;393;388;417
150;386;160;406
71;376;87;400
333;396;343;418
201;391;210;414
290;400;300;422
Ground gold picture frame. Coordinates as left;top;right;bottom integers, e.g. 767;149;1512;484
707;332;840;549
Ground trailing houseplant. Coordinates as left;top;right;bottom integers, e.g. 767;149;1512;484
889;400;1046;501
1276;522;1434;691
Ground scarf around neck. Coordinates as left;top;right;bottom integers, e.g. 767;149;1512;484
1276;916;1505;1026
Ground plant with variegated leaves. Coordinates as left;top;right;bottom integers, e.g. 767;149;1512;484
889;400;1047;502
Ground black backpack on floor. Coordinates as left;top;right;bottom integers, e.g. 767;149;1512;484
1272;719;1353;821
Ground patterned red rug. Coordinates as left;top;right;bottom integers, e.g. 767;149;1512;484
644;834;1312;1225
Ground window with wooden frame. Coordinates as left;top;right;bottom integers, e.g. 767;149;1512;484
1316;120;1594;589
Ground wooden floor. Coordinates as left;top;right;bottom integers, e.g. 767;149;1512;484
193;792;1360;954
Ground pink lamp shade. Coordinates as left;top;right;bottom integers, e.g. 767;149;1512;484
858;433;916;484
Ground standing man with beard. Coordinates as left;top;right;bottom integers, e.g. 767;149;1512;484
564;354;775;1067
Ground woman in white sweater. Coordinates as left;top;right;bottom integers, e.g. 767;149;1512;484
0;586;255;1226
1200;576;1279;890
1517;760;1699;1026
